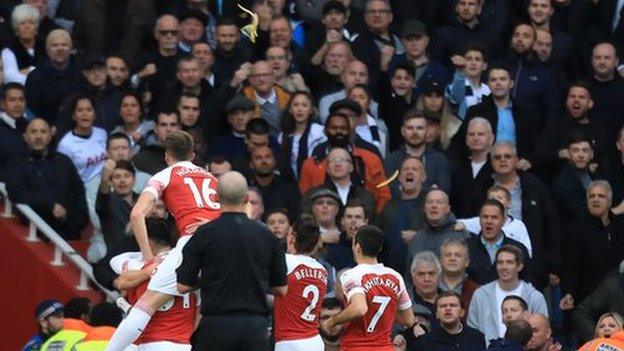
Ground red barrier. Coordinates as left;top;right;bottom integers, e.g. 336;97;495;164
0;214;102;350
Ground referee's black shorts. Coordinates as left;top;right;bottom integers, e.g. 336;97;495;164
191;315;270;351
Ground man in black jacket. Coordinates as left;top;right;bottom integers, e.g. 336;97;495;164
562;180;624;306
532;82;612;180
553;133;596;219
132;109;181;175
573;273;624;343
5;118;88;240
485;142;562;289
411;291;485;351
0;83;27;178
466;199;532;285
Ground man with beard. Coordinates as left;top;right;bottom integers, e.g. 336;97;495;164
299;112;390;212
319;297;343;351
553;133;596;219
247;146;300;220
533;83;612;180
385;110;450;194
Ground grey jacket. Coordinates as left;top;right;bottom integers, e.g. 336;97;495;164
405;213;469;280
467;280;549;345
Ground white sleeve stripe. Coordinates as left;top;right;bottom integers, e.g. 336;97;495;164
345;288;365;301
398;301;412;311
142;187;160;199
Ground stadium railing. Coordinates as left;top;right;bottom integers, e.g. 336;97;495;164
0;181;119;301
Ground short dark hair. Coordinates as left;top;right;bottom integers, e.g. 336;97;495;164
64;297;91;319
435;291;463;309
164;130;195;161
1;82;25;100
344;199;371;221
176;55;200;71
216;16;238;28
266;207;292;222
502;295;528;311
567;131;593;148
354;225;384;257
481;198;506;217
114;159;135;177
70;93;95;114
325;112;351;128
391;61;416;78
504;319;533;347
402;109;426;125
107;132;131;149
463;43;488;61
245;118;270;138
106;52;129;65
157;108;180;124
487;64;512;80
90;302;122;327
178;93;201;106
496;244;524;266
294;220;321;254
569;80;592;96
146;218;173;247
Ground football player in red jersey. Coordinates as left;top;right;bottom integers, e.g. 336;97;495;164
274;221;327;350
321;225;415;351
110;218;195;350
107;130;220;351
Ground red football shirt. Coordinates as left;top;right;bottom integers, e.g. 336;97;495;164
274;254;328;342
111;252;197;344
339;263;412;351
143;161;221;235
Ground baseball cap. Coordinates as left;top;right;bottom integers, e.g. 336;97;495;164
422;80;444;95
36;299;64;320
179;9;208;27
329;98;363;117
226;96;255;113
310;188;341;204
323;0;348;15
401;20;426;38
81;53;106;70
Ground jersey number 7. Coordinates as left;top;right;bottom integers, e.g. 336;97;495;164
366;295;391;332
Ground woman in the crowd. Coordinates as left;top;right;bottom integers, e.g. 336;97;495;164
416;81;462;150
57;94;107;184
2;4;45;84
278;91;326;178
347;84;389;158
110;92;154;155
579;313;624;351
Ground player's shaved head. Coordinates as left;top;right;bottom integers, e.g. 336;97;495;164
217;171;249;206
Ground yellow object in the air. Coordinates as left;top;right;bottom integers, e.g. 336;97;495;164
376;170;399;189
238;4;259;43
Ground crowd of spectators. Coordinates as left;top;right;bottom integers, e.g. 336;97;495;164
5;0;624;349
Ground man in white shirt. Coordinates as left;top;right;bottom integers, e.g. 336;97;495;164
468;245;548;345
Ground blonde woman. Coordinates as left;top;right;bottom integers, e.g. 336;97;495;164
579;312;624;351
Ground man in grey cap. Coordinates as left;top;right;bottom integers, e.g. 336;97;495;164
209;95;257;160
389;20;451;97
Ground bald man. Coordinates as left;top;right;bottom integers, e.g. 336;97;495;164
177;171;287;350
526;314;565;351
242;60;291;136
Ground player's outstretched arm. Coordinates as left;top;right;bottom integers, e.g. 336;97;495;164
130;192;156;261
322;293;368;333
395;308;416;329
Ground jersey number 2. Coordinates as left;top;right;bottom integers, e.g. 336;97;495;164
183;178;220;209
300;285;320;322
367;295;391;332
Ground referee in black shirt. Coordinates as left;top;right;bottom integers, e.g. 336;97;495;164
176;171;287;350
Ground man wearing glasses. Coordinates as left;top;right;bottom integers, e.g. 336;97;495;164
351;0;404;76
132;14;186;114
486;141;562;290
